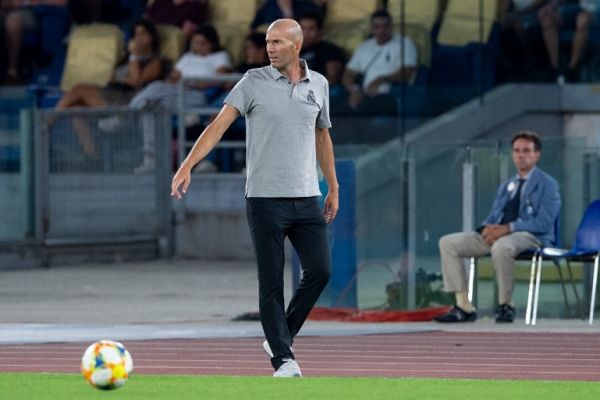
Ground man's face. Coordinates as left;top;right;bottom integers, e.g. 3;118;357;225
299;18;321;48
371;16;392;45
266;26;300;69
512;138;540;174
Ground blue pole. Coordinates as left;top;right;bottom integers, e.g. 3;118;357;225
292;159;357;307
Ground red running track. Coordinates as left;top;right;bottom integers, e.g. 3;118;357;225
0;331;599;381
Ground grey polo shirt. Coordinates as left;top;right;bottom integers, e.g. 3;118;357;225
224;60;331;197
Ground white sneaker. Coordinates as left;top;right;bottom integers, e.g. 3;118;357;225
273;359;302;378
262;340;294;359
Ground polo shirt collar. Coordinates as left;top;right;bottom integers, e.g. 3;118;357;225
268;59;312;81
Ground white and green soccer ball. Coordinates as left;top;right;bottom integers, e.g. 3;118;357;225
81;340;133;390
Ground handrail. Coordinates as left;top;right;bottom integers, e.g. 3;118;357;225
176;74;244;169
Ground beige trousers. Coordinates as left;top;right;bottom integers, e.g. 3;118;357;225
439;231;540;305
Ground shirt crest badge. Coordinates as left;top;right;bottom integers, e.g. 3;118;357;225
307;89;316;103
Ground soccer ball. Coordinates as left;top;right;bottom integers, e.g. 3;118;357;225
81;340;133;390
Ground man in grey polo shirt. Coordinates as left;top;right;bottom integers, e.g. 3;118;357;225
171;19;339;378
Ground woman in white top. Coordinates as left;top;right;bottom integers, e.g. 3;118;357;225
130;23;232;110
131;23;232;172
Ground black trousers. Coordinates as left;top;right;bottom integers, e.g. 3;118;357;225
246;197;331;370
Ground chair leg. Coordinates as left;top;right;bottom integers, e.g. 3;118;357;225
525;252;538;325
468;257;476;303
589;254;599;325
565;259;584;319
532;253;543;325
554;260;571;317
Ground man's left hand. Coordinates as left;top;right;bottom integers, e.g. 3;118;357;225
323;191;339;224
481;224;510;245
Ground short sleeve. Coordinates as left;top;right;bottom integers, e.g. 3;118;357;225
224;74;254;116
316;79;331;129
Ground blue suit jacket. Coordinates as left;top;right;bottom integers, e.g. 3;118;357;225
482;167;561;246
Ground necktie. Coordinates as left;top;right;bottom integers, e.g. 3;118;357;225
501;179;525;224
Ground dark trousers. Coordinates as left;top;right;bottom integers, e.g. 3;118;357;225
246;197;331;370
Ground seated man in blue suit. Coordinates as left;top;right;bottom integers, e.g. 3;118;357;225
434;131;561;323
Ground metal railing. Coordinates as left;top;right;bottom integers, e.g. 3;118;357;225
176;74;244;172
33;106;173;254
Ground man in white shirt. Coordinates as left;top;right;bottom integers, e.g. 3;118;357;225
341;9;418;114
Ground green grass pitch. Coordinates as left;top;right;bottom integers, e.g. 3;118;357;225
0;373;599;400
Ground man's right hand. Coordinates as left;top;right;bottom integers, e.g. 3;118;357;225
171;165;192;199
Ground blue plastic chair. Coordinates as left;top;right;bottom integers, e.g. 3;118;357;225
533;199;600;325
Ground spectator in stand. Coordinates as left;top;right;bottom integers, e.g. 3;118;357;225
130;23;232;172
251;0;326;30
1;0;68;84
498;0;547;81
57;19;163;110
340;9;417;115
54;19;163;156
538;0;600;82
145;0;208;41
297;11;345;86
236;31;269;73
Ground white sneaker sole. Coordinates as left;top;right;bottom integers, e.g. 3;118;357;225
262;340;273;358
262;340;294;359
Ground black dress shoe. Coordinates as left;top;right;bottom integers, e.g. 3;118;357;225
433;306;477;323
495;303;515;323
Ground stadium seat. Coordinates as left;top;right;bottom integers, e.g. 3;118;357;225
208;0;261;65
402;23;432;68
427;0;501;112
156;24;185;65
324;19;371;59
534;199;600;325
387;0;440;31
60;24;124;91
325;0;380;27
322;0;379;58
437;0;498;46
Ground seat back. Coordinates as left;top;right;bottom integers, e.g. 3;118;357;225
208;0;260;65
209;0;259;25
402;23;432;67
60;23;124;91
574;199;600;251
324;19;371;59
156;24;185;65
388;0;440;30
437;0;498;46
325;0;380;27
552;211;561;248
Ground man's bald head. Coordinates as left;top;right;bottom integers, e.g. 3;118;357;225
268;19;303;45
